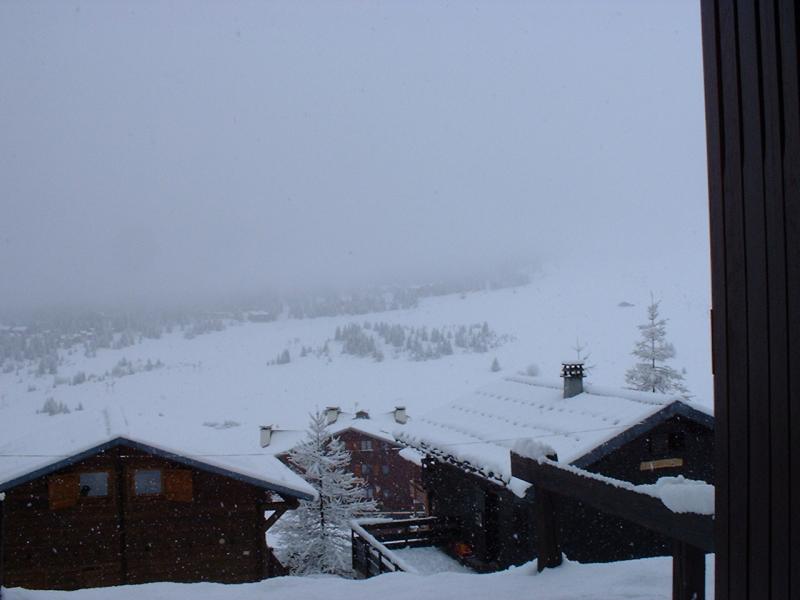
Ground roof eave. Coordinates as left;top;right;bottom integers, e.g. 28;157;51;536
0;436;315;501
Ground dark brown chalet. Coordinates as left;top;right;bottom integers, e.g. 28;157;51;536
268;406;426;514
396;365;714;572
0;436;314;591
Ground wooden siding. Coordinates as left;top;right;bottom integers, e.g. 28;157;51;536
279;428;425;514
421;459;535;572
337;430;423;513
701;2;800;598
1;445;280;590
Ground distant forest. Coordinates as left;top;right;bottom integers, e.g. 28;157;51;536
0;268;531;374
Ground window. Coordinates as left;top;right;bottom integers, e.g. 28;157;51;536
134;470;162;495
360;440;373;452
361;463;371;475
364;485;374;499
79;472;108;497
381;464;390;475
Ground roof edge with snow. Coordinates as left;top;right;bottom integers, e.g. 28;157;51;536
570;401;714;469
0;436;315;501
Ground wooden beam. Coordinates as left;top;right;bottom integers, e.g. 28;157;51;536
533;487;562;571
264;508;288;532
510;453;714;553
672;541;706;600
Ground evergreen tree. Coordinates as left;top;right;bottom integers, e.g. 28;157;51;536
277;411;376;576
491;357;501;372
625;298;689;397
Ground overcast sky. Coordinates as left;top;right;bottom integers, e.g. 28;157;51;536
0;0;708;310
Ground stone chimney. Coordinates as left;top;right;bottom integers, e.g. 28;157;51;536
560;362;585;399
325;406;341;425
393;406;408;424
259;425;273;448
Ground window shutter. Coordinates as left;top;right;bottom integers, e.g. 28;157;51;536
48;473;79;510
165;469;193;502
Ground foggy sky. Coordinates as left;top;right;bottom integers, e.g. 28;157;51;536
0;1;708;310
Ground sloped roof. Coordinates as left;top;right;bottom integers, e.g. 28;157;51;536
264;409;407;456
0;408;316;500
395;375;713;488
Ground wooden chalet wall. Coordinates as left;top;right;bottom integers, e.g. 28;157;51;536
338;430;423;513
2;445;285;590
701;1;800;598
279;428;425;514
421;459;535;572
586;416;714;485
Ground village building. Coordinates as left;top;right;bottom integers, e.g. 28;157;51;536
394;364;714;572
0;418;315;591
264;406;426;514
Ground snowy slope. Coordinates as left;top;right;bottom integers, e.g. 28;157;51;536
0;255;711;471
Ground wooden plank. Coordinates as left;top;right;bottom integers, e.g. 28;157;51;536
777;2;800;597
758;2;791;598
736;2;772;598
533;488;562;571
700;2;729;597
716;1;751;598
510;455;714;552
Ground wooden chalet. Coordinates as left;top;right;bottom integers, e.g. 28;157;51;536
395;364;714;572
0;434;315;591
266;406;425;514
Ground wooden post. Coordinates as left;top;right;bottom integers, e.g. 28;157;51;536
673;541;705;600
534;487;562;571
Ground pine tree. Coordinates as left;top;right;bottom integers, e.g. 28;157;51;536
625;298;690;397
491;357;501;372
276;411;376;576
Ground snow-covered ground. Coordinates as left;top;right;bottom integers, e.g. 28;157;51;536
3;556;714;600
0;255;712;461
392;546;474;575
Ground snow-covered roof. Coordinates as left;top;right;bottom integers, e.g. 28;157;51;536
265;409;408;456
395;375;713;488
0;407;316;500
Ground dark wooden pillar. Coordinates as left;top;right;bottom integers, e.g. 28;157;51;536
701;1;800;598
533;488;562;572
672;541;705;600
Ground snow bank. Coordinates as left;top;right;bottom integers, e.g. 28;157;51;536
2;555;715;600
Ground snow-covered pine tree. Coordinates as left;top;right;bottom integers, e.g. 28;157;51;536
625;297;690;397
277;411;376;576
491;357;501;372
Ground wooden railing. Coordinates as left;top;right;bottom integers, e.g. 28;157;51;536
510;452;714;600
351;516;453;578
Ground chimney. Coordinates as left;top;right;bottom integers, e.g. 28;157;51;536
560;362;585;399
325;406;341;425
393;406;408;425
259;425;273;448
